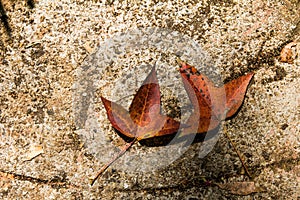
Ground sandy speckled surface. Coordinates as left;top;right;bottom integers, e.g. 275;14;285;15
0;0;299;199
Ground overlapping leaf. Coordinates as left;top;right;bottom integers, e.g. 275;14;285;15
178;60;254;135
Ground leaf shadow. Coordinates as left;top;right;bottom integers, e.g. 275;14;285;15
113;125;221;147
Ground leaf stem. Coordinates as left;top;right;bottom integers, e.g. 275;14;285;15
224;127;252;179
90;138;137;186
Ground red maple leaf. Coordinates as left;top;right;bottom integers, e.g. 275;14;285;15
91;66;181;185
177;60;254;136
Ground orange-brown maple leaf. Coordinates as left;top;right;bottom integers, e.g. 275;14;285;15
101;66;181;140
91;66;180;185
178;60;254;136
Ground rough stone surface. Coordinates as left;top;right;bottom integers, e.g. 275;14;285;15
0;0;299;199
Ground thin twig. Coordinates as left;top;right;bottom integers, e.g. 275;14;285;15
223;127;252;179
90;138;137;185
0;169;79;189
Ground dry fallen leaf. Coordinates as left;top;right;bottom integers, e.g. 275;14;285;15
216;181;264;195
101;66;181;140
0;172;14;192
280;42;298;64
177;60;254;136
92;66;181;185
24;145;44;161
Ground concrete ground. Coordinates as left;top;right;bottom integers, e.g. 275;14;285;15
0;0;299;199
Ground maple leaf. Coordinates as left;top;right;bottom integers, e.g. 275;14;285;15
101;66;181;140
216;181;264;195
91;66;181;185
177;60;254;136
